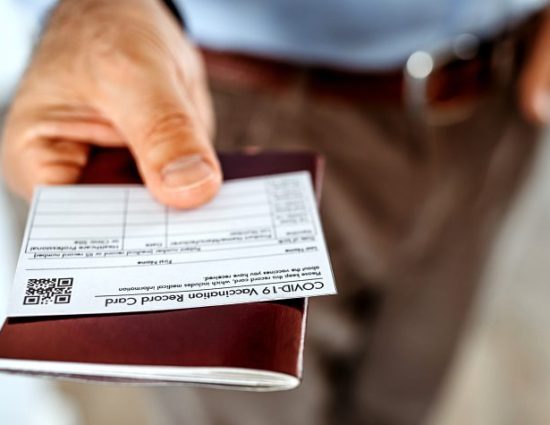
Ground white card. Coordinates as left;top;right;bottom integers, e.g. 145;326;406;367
8;172;336;317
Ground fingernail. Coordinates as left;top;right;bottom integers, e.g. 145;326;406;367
161;154;216;190
534;92;550;124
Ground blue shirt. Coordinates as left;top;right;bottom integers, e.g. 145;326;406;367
0;0;547;102
181;0;547;69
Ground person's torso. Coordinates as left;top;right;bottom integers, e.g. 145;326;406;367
181;0;547;69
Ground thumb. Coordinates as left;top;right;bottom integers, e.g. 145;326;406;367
97;66;222;209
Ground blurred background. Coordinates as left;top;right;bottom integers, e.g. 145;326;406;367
0;0;550;425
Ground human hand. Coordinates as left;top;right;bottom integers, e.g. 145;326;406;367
1;0;221;208
520;8;550;125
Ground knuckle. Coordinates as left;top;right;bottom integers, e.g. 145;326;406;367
139;110;200;166
85;24;173;86
52;143;89;167
144;110;194;140
37;163;82;185
86;29;143;82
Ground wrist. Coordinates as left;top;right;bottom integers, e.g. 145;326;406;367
39;0;179;53
49;0;170;31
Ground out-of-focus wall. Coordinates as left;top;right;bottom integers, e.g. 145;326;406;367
0;1;54;101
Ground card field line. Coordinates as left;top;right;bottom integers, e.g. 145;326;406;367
93;277;324;297
24;251;304;271
31;212;275;228
27;225;275;241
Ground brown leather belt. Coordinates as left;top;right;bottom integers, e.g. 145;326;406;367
201;48;405;103
200;14;540;107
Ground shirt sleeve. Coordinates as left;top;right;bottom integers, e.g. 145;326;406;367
161;0;186;27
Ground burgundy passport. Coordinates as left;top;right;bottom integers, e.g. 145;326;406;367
0;149;324;391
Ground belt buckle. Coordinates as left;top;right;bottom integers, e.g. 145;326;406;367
403;31;516;126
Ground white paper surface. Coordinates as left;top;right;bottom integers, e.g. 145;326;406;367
7;172;336;317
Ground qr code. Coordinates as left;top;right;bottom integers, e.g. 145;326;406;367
23;278;73;305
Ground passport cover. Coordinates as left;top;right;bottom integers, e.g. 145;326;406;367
0;149;324;391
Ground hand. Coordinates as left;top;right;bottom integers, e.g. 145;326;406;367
1;0;221;208
520;8;550;125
